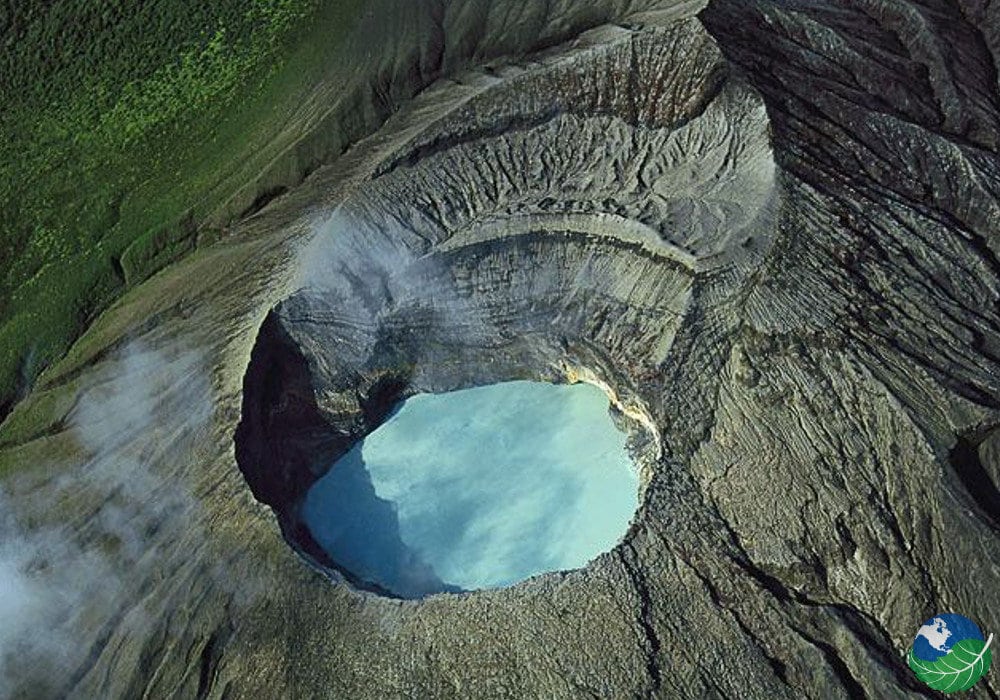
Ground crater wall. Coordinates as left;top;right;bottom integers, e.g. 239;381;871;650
1;1;998;698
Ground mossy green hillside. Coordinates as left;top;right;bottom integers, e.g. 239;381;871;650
0;0;364;417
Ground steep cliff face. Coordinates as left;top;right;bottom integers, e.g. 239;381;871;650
1;1;999;698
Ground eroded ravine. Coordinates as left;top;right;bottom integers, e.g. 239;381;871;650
1;2;999;698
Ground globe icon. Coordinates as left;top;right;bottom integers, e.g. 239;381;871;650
908;613;993;693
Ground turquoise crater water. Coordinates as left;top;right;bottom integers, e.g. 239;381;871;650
302;380;641;598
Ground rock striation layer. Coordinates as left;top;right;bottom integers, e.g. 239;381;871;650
1;1;999;698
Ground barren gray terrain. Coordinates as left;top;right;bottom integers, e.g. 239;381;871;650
1;0;999;698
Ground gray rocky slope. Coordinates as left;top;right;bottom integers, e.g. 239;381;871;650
1;0;999;698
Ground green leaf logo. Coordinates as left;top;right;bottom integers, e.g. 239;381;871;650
908;633;993;694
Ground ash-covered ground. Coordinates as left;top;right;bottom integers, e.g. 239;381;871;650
1;1;999;698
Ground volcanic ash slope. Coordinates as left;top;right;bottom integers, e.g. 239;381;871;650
1;1;999;698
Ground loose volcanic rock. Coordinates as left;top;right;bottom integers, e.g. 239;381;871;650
1;1;998;698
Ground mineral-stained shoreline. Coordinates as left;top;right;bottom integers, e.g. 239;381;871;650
1;1;999;697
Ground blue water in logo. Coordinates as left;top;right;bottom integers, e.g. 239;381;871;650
912;613;985;662
302;380;640;598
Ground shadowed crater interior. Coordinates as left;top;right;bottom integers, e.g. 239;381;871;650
233;217;667;599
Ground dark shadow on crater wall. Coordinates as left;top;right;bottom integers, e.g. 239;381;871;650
302;444;460;598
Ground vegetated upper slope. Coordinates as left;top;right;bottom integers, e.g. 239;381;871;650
1;0;999;697
0;0;364;419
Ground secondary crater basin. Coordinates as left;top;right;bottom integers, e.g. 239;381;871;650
302;380;640;598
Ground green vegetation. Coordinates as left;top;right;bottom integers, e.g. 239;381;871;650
0;0;364;417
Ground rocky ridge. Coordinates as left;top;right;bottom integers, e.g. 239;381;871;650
0;1;998;698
